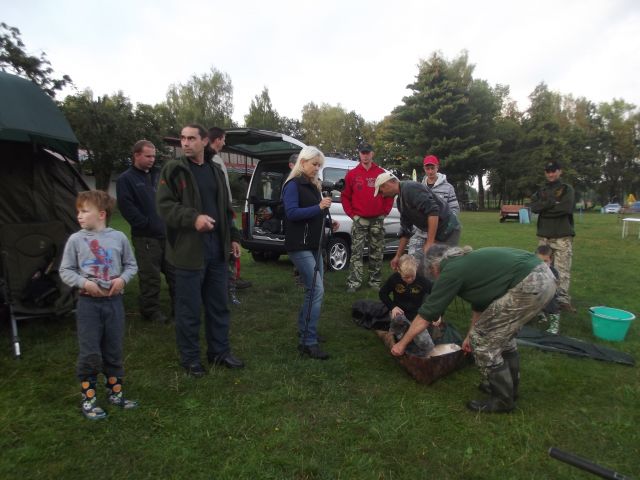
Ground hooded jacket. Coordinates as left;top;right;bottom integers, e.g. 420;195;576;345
156;156;240;270
422;172;460;215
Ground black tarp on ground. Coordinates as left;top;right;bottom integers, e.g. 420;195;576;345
516;325;635;366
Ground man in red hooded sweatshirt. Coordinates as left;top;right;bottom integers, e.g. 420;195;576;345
342;142;394;293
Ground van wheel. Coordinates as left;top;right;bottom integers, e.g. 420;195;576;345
326;237;350;271
252;251;280;262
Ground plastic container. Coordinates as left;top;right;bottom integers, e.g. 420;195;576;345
518;208;530;224
589;306;635;341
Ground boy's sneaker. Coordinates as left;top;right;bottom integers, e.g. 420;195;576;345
108;392;138;410
82;397;107;420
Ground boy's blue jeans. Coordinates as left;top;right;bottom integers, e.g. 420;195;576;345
289;249;324;346
76;295;125;379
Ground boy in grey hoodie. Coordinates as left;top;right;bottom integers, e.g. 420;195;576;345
60;190;138;420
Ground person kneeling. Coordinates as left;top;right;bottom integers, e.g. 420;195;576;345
379;254;438;357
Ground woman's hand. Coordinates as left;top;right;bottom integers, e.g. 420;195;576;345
391;306;404;319
319;197;332;210
331;220;340;232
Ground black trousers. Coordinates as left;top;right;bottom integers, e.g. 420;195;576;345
132;236;175;318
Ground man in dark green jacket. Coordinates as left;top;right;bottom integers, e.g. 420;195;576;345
390;246;556;413
530;161;575;311
156;124;243;377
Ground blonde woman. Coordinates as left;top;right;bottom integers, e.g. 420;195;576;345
282;147;339;359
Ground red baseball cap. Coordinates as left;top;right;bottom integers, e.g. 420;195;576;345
423;155;439;166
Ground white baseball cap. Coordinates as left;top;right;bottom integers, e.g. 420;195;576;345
374;172;397;196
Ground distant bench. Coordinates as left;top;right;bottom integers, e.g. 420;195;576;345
500;204;526;223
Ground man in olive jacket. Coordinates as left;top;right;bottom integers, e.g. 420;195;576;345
156;124;243;377
530;161;575;311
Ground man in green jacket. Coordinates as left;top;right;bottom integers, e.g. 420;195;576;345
530;161;575;311
390;245;556;413
156;124;243;377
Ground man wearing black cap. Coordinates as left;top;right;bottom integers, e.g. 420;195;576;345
341;142;394;293
531;161;575;314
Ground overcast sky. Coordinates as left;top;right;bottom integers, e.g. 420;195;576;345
3;0;639;125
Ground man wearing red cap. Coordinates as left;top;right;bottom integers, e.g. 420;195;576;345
342;142;394;293
408;155;460;256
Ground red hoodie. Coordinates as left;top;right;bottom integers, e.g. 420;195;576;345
341;162;394;218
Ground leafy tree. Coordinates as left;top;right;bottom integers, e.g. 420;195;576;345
561;96;604;203
0;22;71;97
279;116;304;140
163;67;234;134
518;83;568;195
384;52;502;207
301;102;369;157
598;100;640;203
244;87;281;131
62;90;166;191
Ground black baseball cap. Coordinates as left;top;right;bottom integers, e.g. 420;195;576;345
358;142;373;152
544;161;561;172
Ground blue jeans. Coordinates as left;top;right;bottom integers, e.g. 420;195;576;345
174;240;230;367
289;249;324;346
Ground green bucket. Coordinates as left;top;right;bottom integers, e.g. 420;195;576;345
589;306;635;342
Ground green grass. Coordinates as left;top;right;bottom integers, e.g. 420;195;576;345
1;212;639;479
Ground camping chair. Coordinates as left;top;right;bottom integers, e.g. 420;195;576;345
0;221;74;358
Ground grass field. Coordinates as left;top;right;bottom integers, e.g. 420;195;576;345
1;211;639;479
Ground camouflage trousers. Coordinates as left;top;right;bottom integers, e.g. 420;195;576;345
470;263;556;377
347;216;385;289
537;236;573;306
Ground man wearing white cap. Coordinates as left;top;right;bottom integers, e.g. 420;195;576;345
374;173;460;272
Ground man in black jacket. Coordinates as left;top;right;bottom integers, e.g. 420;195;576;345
116;140;174;324
530;161;575;312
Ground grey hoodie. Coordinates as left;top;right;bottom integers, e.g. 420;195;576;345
60;228;138;290
422;172;460;215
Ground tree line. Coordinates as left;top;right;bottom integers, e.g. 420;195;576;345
2;23;639;206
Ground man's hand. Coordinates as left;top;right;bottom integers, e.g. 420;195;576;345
231;241;241;258
391;343;406;357
108;277;125;296
195;215;215;232
331;220;340;232
390;255;401;271
83;280;105;297
462;335;472;353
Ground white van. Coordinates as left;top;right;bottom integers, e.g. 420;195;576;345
224;128;400;271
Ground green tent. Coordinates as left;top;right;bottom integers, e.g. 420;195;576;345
0;71;78;160
0;72;87;232
0;72;87;356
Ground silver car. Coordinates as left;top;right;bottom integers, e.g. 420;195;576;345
226;129;400;271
